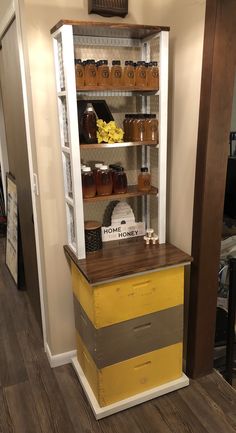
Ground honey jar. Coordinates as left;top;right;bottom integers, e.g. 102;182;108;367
113;167;128;194
135;61;147;87
75;59;84;88
132;115;146;142
123;61;135;87
123;114;135;141
145;114;158;142
82;167;96;198
97;60;110;87
96;165;113;196
147;61;159;89
138;167;151;192
111;60;122;86
84;60;97;86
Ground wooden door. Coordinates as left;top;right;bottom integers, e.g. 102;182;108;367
187;0;236;378
0;19;42;329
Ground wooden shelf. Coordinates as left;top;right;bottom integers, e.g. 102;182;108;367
51;21;170;39
77;86;158;93
64;238;192;285
83;185;158;203
80;141;158;149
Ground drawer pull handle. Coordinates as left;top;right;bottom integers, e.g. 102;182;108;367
133;323;151;332
134;361;151;370
133;280;150;288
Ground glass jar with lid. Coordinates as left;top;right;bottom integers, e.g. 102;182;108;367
132;115;146;142
97;60;110;87
82;167;96;198
113;167;128;194
147;61;159;89
135;61;147;87
123;114;136;141
111;60;123;86
144;114;158;143
84;60;97;86
138;167;151;192
123;61;135;87
75;59;84;88
93;163;103;181
80;103;97;144
96;165;113;196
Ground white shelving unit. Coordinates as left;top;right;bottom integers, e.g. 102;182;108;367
51;21;169;259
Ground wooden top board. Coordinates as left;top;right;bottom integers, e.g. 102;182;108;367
51;20;170;38
64;237;192;285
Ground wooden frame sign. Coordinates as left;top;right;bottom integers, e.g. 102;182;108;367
88;0;128;17
5;174;18;284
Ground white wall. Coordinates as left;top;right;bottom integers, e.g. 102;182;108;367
19;0;206;355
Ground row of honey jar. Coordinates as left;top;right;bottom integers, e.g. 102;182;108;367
81;163;152;198
75;59;159;88
123;114;158;142
82;163;128;198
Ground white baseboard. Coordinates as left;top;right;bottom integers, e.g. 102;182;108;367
45;343;77;368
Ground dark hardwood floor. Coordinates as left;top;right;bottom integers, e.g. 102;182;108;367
1;237;236;433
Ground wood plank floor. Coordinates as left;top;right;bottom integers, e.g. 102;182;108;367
1;238;236;433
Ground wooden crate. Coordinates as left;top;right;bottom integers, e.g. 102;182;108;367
76;332;183;407
72;263;184;328
74;295;183;368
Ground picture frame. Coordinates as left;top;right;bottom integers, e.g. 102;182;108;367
5;173;25;289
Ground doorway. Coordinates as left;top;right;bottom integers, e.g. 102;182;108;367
0;18;42;329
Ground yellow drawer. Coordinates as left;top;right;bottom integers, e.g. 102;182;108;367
72;263;184;328
77;332;183;407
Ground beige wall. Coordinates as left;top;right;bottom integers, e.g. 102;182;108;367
20;0;206;355
0;0;12;17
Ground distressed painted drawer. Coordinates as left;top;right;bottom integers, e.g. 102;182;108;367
76;332;183;407
74;295;183;368
72;263;184;328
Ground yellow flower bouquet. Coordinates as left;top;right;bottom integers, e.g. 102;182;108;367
97;119;124;144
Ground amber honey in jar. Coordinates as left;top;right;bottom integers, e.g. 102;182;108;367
93;163;103;182
84;60;97;86
75;59;84;88
132;115;146;142
97;60;110;87
82;167;96;198
123;61;135;87
81;103;97;144
138;167;151;192
96;165;113;196
113;167;128;194
135;61;147;87
147;61;159;89
111;60;122;86
123;114;133;141
145;114;158;143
